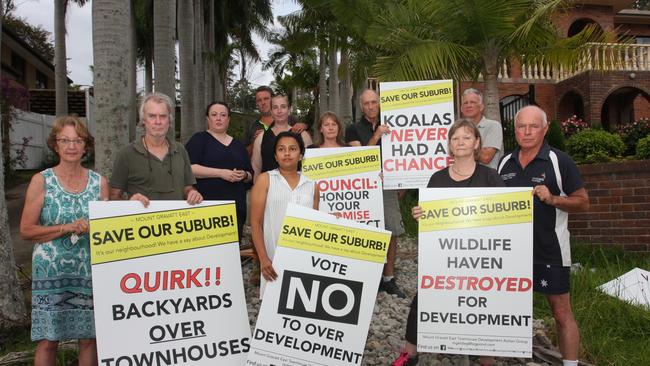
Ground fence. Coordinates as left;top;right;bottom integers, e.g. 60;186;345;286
8;110;91;170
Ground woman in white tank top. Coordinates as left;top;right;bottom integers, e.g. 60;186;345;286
250;131;320;286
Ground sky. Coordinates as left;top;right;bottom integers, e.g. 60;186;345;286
12;0;301;89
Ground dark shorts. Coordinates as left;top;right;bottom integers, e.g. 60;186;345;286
533;263;570;294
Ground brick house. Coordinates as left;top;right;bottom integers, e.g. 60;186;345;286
460;0;650;131
1;23;88;117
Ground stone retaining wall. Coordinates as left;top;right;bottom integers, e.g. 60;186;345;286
569;160;650;251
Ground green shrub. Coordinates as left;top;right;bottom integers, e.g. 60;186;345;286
546;120;566;151
617;118;650;155
636;135;650;159
566;129;625;164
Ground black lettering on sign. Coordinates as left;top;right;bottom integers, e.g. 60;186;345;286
278;270;362;325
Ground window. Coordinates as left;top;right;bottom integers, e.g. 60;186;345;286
35;70;48;89
11;52;26;83
636;37;650;44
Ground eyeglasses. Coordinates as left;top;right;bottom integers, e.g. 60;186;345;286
56;138;85;146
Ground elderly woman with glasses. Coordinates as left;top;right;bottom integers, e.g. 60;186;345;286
20;116;109;365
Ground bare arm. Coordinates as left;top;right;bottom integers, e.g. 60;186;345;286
100;176;110;200
348;141;362;147
367;124;390;146
20;173;87;243
291;122;308;135
191;164;246;182
313;185;320;210
478;147;498;165
534;186;589;213
250;173;276;280
109;187;124;200
191;164;228;179
300;130;313;148
252;133;264;182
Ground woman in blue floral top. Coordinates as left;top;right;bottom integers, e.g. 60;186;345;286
20;116;108;365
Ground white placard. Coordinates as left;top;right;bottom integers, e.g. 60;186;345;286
380;80;455;189
417;188;533;357
304;146;384;228
247;204;390;365
90;201;251;365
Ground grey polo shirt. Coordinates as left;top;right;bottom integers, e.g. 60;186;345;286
477;116;504;169
110;138;196;200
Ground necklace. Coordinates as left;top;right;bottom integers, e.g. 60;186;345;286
451;163;475;177
57;168;85;193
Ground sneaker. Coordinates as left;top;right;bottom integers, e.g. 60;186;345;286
392;352;418;366
379;278;406;298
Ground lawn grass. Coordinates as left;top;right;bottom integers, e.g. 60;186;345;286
533;244;650;365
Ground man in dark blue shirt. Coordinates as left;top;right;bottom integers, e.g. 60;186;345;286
498;105;589;366
346;89;406;299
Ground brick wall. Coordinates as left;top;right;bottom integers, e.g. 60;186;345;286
569;160;650;251
556;70;650;125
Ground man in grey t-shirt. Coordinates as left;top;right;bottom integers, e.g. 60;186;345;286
460;88;504;169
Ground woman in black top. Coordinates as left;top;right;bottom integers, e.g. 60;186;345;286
251;95;312;179
392;118;503;366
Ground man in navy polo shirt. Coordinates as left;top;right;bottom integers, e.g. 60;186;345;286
498;105;589;366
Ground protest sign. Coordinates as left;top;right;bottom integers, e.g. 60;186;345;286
380;80;454;189
247;204;390;366
599;267;650;309
90;201;251;366
303;146;384;228
417;188;533;357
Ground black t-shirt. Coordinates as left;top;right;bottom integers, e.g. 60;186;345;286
427;165;505;188
345;116;379;146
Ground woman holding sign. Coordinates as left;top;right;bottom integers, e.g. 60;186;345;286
20;116;108;366
250;131;320;288
311;112;347;148
392;119;504;366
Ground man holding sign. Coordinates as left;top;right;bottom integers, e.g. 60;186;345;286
109;93;203;207
346;89;406;298
498;105;589;366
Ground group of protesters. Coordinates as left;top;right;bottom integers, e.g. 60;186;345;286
19;84;589;366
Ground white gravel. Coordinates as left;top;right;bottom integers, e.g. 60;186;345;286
241;234;557;366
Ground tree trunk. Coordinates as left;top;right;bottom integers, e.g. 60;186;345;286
193;0;206;134
54;0;68;116
328;40;339;116
153;0;176;140
0;1;27;331
145;53;153;93
128;0;138;142
240;48;247;82
205;0;215;103
482;45;502;122
339;48;353;126
179;0;195;143
318;48;328;115
93;0;131;177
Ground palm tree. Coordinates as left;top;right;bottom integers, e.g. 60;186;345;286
329;0;614;121
193;0;206;133
328;38;339;115
339;47;353;124
0;0;26;331
135;0;154;93
54;0;89;117
153;0;176;139
178;0;195;143
92;0;131;177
